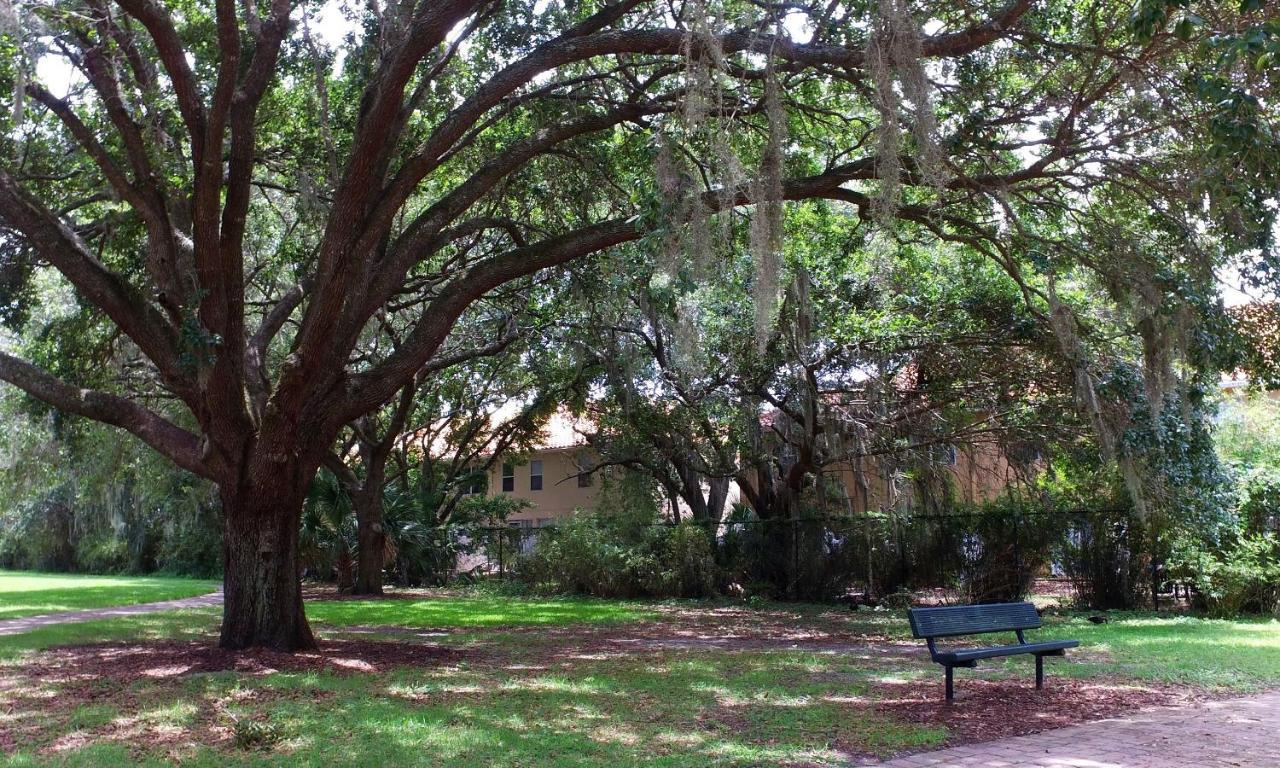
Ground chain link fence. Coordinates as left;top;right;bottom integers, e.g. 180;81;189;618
456;508;1187;608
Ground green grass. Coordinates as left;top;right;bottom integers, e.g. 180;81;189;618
307;595;655;629
1;645;945;767
0;607;220;660
0;571;218;619
1;595;1278;766
1047;612;1280;690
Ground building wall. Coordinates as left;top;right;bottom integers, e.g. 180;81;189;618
478;441;1021;523
485;446;600;526
822;443;1020;514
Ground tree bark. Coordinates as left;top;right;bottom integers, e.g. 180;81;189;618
219;466;317;651
352;487;385;595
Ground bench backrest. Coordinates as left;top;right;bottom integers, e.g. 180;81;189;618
908;602;1040;639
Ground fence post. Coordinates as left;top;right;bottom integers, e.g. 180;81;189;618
497;528;504;579
1013;511;1023;598
896;515;906;590
790;515;799;599
1150;528;1160;612
865;518;875;597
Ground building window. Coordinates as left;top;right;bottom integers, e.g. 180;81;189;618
576;452;593;487
502;462;514;492
529;459;543;491
463;469;486;496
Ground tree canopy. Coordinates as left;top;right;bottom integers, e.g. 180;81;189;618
0;0;1274;648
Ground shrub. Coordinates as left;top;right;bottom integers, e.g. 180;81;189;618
1238;468;1280;536
517;513;720;598
516;513;636;596
1182;533;1280;618
644;522;718;598
1165;460;1280;618
1059;514;1149;610
74;535;131;574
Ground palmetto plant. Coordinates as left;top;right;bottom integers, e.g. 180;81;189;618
303;468;475;589
380;479;450;586
301;470;357;591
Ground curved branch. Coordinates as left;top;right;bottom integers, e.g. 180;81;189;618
245;276;313;415
371;0;1033;241
0;352;212;480
353;101;669;329
0;168;189;395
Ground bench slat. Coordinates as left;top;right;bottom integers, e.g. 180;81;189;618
908;602;1041;638
935;639;1079;664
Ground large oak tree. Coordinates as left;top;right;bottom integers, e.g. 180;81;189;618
0;0;1262;649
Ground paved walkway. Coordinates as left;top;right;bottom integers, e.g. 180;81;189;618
0;591;222;636
860;689;1280;767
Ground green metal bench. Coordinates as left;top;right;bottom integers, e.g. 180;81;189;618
908;602;1079;701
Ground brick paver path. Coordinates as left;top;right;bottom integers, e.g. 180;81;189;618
0;590;222;636
860;690;1280;767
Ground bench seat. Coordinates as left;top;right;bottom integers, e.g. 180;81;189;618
934;639;1079;665
907;602;1080;701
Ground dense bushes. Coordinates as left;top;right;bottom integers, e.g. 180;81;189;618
516;471;719;598
0;481;223;577
1238;468;1280;536
517;513;718;598
1161;397;1280;618
1167;468;1280;617
521;500;1068;604
1058;514;1149;610
710;500;1063;603
1177;533;1280;617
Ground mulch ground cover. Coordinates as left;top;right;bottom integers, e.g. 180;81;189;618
16;638;464;683
871;676;1201;743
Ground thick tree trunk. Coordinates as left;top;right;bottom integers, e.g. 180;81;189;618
707;476;730;524
352;488;385;595
219;469;317;651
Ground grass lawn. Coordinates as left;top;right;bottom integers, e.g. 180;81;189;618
0;589;1276;767
307;594;655;629
0;571;219;620
1050;612;1280;690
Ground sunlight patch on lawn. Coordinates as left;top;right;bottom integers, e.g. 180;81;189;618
0;571;218;619
308;595;655;629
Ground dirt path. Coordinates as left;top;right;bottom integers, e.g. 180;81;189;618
0;591;223;636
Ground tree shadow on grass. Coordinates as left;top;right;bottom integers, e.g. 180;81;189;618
0;617;1235;767
0;643;954;766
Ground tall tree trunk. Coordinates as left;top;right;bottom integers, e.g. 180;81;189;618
352;487;385;595
219;465;317;651
707;476;730;524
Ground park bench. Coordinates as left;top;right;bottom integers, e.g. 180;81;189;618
908;602;1079;702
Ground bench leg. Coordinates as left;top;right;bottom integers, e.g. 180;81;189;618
945;666;954;702
1035;654;1044;690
